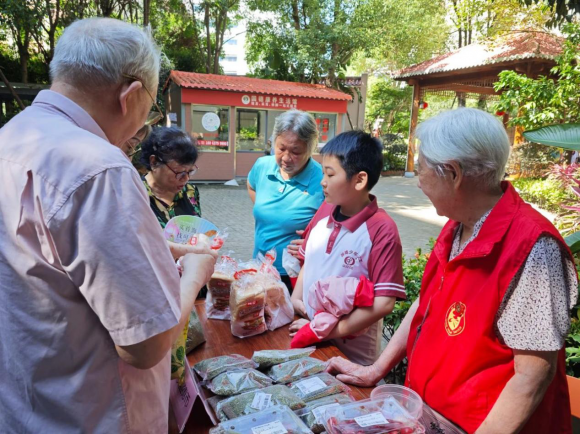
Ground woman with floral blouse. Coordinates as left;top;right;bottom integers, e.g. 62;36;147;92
139;127;203;259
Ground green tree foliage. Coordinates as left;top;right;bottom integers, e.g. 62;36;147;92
366;77;411;134
494;23;580;129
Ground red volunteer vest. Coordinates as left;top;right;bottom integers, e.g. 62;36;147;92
405;182;573;433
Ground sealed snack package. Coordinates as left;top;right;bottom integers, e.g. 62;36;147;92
257;250;294;331
230;268;267;338
321;396;424;434
266;357;327;384
186;309;206;353
215;384;306;421
288;373;351;402
170;322;189;385
252;347;316;369
209;405;312;434
207;254;238;320
207;369;273;396
295;393;355;433
193;354;258;381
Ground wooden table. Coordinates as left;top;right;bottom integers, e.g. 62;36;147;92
176;300;374;433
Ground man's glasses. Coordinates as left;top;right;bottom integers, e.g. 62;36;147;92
156;155;198;182
122;73;164;126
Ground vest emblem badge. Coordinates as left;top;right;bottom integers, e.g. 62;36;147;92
445;301;466;336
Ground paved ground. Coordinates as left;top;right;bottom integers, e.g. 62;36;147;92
198;177;447;260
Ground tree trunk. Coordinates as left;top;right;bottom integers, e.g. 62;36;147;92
19;50;29;84
143;0;150;26
291;0;300;30
204;3;211;73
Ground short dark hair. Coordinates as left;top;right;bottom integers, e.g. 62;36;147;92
320;130;383;190
139;127;198;170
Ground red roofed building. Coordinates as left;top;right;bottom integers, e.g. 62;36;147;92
392;32;563;175
163;71;365;181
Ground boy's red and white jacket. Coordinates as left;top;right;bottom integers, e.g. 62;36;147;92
290;275;374;348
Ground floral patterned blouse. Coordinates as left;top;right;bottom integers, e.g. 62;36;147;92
142;177;201;227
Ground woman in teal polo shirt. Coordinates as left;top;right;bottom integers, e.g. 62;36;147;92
247;109;324;290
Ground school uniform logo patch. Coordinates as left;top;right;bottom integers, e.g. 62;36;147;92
445;302;466;336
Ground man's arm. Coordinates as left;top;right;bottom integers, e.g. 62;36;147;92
475;350;558;434
115;251;216;369
327;298;419;386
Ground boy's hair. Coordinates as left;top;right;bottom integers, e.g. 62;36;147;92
320;130;383;190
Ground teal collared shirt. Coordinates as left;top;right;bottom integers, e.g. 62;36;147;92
248;156;324;275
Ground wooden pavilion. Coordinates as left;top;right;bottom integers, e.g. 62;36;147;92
393;32;564;176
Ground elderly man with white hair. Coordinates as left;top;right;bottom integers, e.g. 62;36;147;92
0;18;216;432
327;108;577;434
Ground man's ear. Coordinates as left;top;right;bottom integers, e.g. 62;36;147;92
354;171;369;192
118;81;143;116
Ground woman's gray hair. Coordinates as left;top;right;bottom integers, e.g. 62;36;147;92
50;18;160;91
272;109;319;154
416;108;510;189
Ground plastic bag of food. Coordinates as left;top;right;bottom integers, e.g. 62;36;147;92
193;354;258;381
188;228;229;251
185;309;206;353
257;250;294;331
215;385;306;421
288;373;351;402
295;393;355;433
207;369;273;396
252;347;316;369
206;254;238;320
321;396;424;434
230;268;267;338
266;357;327;384
282;247;301;278
209;405;312;434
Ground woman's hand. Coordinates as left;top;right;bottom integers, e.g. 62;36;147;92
287;230;305;258
289;318;310;337
326;357;382;387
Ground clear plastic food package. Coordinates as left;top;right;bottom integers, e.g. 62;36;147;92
321;395;425;434
230;269;267;338
288;373;351;402
193;354;258;381
252;347;316;369
208;369;273;396
257;251;294;331
209;405;313;434
206;254;238;320
215;384;306;421
266;357;327;384
295;393;355;433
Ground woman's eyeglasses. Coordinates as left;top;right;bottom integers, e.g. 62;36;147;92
156;155;198;182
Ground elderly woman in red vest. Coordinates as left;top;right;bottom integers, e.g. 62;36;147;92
327;108;578;434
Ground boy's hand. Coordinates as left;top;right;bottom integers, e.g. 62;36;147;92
287;230;305;258
289;318;310;337
293;299;307;318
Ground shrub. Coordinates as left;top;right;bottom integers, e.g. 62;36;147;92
511;177;573;214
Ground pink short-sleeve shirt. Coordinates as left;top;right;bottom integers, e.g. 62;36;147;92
0;90;181;432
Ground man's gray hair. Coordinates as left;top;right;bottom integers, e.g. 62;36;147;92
50;18;160;91
416;108;510;188
272;109;319;154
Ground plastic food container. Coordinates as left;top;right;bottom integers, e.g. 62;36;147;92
209;404;312;434
320;393;424;434
369;384;423;420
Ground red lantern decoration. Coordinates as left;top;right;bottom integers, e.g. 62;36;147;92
419;101;428;110
496;110;506;116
